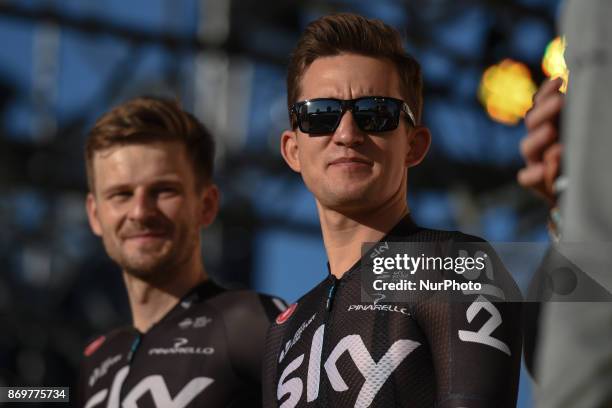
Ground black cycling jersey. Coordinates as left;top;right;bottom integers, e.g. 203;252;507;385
77;280;286;408
263;216;523;408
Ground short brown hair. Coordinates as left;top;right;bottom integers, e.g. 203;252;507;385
85;96;215;192
287;13;423;125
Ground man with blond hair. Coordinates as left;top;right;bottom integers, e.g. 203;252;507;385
77;97;285;408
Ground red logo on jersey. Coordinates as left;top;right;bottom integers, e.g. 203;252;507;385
276;303;298;325
84;335;106;357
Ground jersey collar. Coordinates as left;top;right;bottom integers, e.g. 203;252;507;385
327;214;421;282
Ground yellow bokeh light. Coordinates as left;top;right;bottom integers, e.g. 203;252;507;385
542;36;569;93
478;59;538;125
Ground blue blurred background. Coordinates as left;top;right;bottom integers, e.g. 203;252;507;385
0;0;563;406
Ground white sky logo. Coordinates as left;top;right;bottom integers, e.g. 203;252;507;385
84;366;214;408
277;324;420;408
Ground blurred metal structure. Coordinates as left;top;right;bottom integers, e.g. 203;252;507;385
0;0;559;405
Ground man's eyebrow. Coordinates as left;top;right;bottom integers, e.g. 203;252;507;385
100;178;185;193
100;183;133;195
149;178;184;187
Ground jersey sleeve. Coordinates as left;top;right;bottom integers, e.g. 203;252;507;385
411;237;523;407
75;333;114;408
262;316;289;408
76;358;89;408
214;291;287;384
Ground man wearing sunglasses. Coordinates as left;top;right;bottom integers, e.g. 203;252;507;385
262;13;522;407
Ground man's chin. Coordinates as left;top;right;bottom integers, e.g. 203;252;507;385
319;189;375;212
119;255;173;281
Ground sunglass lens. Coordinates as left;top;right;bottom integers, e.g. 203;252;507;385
298;100;342;133
353;98;400;132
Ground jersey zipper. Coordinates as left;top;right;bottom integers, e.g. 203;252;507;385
319;275;338;406
325;277;338;312
127;333;142;363
111;331;141;404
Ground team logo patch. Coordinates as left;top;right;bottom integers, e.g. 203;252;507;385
84;335;106;357
148;337;215;356
276;303;297;325
178;316;213;330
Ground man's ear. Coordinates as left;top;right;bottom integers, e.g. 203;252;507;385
405;126;432;168
199;184;219;228
280;129;301;173
86;193;103;236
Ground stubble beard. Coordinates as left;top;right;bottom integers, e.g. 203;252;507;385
315;177;378;213
107;226;199;285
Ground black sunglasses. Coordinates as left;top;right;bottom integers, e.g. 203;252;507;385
289;96;416;135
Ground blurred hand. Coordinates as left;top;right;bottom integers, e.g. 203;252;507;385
518;77;565;206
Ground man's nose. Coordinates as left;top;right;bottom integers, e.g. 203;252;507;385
128;190;158;221
331;111;365;147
